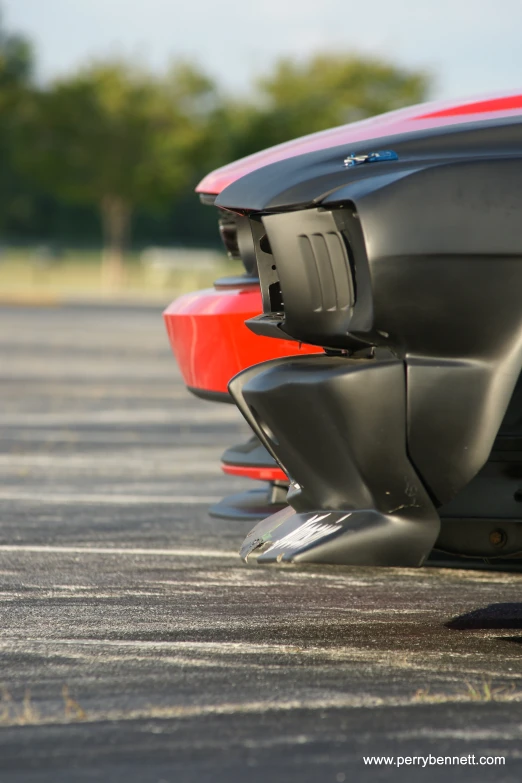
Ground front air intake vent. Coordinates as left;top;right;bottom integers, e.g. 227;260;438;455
218;211;240;260
297;232;354;312
255;207;361;347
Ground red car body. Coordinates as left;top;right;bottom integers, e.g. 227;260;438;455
164;284;321;397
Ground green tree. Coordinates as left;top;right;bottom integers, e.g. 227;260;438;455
0;26;32;90
18;62;205;286
261;53;429;129
0;13;35;233
9;49;431;253
206;53;430;164
0;4;33;100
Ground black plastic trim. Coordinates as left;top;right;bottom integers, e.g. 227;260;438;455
187;387;233;404
213;275;259;289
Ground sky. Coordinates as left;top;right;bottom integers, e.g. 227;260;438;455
3;0;522;102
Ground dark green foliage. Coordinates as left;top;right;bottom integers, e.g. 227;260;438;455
0;13;431;249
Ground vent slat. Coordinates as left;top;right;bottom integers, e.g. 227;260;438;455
310;234;336;310
297;231;354;313
298;235;324;312
324;232;354;310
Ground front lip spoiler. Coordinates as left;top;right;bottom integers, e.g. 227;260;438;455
229;353;441;568
240;507;439;567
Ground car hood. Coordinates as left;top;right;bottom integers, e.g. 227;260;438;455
196;92;522;196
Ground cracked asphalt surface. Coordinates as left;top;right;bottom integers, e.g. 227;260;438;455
0;303;522;782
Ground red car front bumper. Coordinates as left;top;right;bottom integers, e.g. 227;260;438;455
163;278;320;398
163;278;320;484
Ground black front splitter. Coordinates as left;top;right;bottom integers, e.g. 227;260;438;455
208;483;288;522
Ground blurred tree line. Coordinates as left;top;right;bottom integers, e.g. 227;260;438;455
0;13;430;279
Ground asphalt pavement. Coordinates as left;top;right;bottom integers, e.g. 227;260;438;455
0;302;521;782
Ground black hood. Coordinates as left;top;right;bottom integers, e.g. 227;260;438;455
215;114;522;212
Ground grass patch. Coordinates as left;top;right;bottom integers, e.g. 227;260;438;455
414;678;521;703
0;685;86;725
0;248;239;302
